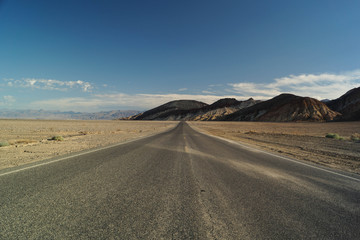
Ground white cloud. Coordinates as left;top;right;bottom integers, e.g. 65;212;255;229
30;93;249;112
229;82;281;97
0;95;15;106
4;78;94;92
230;70;360;100
202;90;216;94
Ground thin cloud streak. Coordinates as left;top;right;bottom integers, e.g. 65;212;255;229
4;78;93;92
0;95;16;106
31;93;255;112
230;70;360;100
229;82;281;97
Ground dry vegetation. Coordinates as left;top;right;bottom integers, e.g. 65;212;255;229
189;121;360;174
0;119;177;170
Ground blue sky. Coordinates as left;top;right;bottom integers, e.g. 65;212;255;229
0;0;360;112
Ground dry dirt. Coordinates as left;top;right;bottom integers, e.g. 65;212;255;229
189;121;360;174
0;119;177;170
2;119;359;175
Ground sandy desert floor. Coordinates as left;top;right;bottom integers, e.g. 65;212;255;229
0;119;177;170
1;119;359;174
189;121;360;174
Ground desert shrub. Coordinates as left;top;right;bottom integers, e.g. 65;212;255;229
351;133;360;142
0;141;10;147
325;133;341;139
245;130;256;134
51;135;64;141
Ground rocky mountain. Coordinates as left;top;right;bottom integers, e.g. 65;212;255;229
185;98;260;121
129;98;260;121
221;94;341;122
0;109;140;120
326;87;360;121
128;100;208;120
126;88;360;122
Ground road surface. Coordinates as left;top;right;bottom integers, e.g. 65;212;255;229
0;122;359;239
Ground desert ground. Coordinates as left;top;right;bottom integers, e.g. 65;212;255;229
1;119;359;174
189;121;360;174
0;119;177;170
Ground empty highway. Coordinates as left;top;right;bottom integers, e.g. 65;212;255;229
0;122;359;239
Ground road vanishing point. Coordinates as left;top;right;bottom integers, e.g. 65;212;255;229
0;122;359;239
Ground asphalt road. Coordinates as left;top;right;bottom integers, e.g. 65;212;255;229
0;122;359;239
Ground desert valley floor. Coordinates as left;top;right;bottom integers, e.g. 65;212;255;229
190;121;360;174
0;119;359;174
0;120;177;170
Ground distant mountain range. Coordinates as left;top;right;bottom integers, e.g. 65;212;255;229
126;87;360;122
220;94;341;122
128;98;260;121
0;109;140;120
3;87;359;122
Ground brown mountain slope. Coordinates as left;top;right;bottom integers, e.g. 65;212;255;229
326;87;360;120
222;94;341;122
154;98;259;121
129;100;208;120
191;98;260;120
163;98;259;121
128;98;260;121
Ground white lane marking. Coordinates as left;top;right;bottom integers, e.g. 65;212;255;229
0;123;179;177
188;123;360;182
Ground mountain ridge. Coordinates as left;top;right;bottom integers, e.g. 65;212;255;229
128;100;208;120
3;87;359;122
129;98;260;121
221;94;340;122
0;109;140;120
127;87;360;122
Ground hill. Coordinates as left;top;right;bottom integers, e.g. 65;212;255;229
129;100;208;120
129;98;260;121
188;98;260;121
221;94;341;122
326;87;360;121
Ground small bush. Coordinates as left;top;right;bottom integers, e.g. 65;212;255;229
351;133;360;142
245;130;256;134
325;133;340;139
51;136;64;141
0;141;10;147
